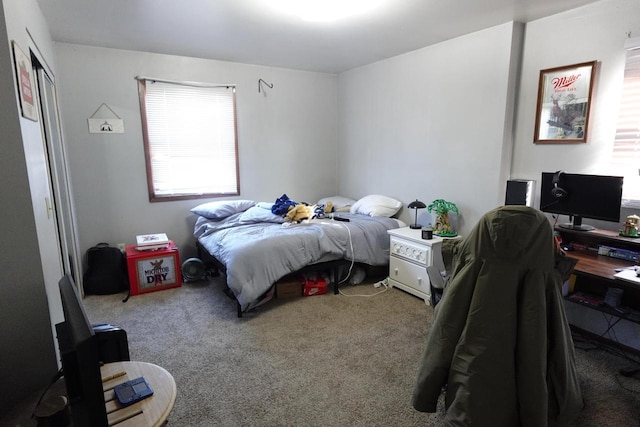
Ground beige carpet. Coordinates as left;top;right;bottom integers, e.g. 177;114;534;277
85;278;441;426
3;276;638;426
79;276;640;426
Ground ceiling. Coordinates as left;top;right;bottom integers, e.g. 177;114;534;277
37;0;600;74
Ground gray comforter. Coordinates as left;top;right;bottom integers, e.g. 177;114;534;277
194;212;400;311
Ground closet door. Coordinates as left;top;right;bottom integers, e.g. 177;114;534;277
35;65;82;291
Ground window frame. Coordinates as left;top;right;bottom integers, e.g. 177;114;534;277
613;37;640;208
137;78;240;202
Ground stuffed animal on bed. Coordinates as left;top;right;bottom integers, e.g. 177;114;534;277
324;201;334;213
286;203;332;222
286;204;314;222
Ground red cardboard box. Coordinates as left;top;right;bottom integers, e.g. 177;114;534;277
126;241;182;295
303;274;327;296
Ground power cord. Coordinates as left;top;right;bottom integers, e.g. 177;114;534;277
599;311;623;341
314;218;388;296
571;328;640;393
337;223;355;285
31;368;64;419
316;219;356;285
338;277;390;297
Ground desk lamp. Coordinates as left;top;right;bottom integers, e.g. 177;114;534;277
408;199;426;229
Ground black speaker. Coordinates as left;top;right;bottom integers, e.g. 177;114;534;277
92;323;130;363
505;179;535;206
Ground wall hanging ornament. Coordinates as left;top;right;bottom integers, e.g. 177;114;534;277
88;103;124;134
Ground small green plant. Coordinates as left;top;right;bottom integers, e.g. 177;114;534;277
427;199;459;236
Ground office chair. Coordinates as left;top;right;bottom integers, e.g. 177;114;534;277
426;265;446;307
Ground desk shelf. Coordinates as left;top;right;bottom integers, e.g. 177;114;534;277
564;248;633;281
564;295;640;325
557;226;640;328
559;226;640;250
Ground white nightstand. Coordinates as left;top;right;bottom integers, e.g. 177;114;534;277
387;227;447;305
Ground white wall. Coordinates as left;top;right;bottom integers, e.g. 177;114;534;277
512;0;640;217
55;2;640;263
54;44;339;259
0;0;59;414
2;0;638;415
33;0;640;357
337;23;523;236
511;0;640;350
338;0;640;350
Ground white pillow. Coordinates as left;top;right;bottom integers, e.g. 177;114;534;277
191;200;255;219
350;195;402;217
317;196;357;212
239;206;285;224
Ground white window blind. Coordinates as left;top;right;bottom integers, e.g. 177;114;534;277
613;37;640;205
138;79;239;201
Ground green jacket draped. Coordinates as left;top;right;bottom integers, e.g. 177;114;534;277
412;206;583;426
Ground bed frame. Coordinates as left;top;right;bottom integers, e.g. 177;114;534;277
196;240;352;317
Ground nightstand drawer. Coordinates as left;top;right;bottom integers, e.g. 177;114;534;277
390;236;431;266
389;256;430;295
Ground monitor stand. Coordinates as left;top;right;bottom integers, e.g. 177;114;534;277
558;215;595;231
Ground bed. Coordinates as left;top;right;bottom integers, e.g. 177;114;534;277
192;195;405;315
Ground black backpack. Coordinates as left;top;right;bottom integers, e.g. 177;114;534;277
83;243;129;295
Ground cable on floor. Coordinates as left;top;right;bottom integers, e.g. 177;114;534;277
338;277;390;298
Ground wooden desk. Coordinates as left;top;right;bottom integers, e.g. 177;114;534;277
557;227;640;326
567;248;632;280
101;361;176;427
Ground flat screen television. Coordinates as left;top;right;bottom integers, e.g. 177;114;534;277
539;171;623;231
56;275;108;427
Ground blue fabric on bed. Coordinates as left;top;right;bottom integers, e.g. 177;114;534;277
271;193;298;216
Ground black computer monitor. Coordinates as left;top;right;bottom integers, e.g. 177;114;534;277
539;171;623;231
56;275;108;427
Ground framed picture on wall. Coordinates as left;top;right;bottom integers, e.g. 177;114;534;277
534;60;596;144
12;41;38;122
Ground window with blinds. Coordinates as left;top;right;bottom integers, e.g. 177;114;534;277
613;37;640;206
138;79;239;201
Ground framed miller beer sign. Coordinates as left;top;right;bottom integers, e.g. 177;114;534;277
534;61;596;144
126;241;182;295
